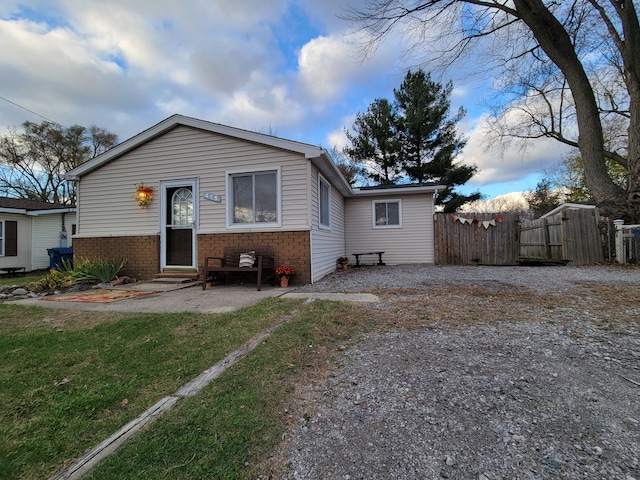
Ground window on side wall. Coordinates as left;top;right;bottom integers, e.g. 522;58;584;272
0;220;18;256
228;169;279;227
372;200;402;228
319;175;331;229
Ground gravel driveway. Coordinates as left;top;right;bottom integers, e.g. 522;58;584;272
278;265;640;480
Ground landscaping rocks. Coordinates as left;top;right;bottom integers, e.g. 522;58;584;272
0;286;33;300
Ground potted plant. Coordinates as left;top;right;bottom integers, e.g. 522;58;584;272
275;265;295;288
337;256;349;270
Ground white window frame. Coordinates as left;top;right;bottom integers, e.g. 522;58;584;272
372;199;402;229
318;174;331;230
0;220;4;256
226;167;281;229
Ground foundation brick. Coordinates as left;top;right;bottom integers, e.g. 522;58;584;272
73;231;312;284
73;236;160;281
197;231;311;285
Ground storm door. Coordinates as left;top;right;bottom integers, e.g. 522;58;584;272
161;180;197;269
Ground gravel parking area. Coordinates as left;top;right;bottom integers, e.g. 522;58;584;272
278;265;640;480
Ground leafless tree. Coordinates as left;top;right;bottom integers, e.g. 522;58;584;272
0;121;117;205
345;0;640;221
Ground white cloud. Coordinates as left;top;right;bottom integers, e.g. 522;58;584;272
298;35;359;101
459;114;571;188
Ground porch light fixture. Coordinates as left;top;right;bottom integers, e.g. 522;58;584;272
134;183;154;208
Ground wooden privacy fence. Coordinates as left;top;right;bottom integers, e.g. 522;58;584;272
434;207;604;266
519;208;603;265
434;212;521;265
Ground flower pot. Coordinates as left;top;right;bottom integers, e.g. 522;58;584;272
280;276;289;288
342;264;348;270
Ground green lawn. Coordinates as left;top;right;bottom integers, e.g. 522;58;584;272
0;298;373;479
0;271;47;288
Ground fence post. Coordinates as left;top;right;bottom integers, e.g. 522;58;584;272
613;219;625;263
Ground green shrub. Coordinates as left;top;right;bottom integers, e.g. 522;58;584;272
27;258;127;293
74;258;128;283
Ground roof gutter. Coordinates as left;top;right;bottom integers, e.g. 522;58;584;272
351;185;443;196
0;207;76;216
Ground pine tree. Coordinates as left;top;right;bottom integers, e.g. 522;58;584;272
344;69;480;211
344;98;402;185
394;70;479;212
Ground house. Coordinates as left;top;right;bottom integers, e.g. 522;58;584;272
65;115;440;285
0;197;75;272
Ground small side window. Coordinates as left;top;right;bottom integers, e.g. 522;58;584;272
373;200;402;228
319;175;331;229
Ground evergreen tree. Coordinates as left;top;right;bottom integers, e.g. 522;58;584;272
344;69;480;211
394;70;479;212
344;98;402;185
526;178;563;218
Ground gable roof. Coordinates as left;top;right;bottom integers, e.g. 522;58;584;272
64;114;442;198
65;114;352;190
0;196;75;215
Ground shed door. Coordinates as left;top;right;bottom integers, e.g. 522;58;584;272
161;181;197;269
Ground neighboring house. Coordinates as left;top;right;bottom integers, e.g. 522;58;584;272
65;115;440;284
0;197;75;272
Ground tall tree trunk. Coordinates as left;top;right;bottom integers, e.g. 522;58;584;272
513;0;627;215
615;0;640;217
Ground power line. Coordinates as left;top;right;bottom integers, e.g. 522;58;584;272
0;95;64;126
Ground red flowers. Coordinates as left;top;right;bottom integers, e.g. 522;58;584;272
275;265;295;277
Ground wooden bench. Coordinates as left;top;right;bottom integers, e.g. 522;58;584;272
352;252;385;267
202;246;275;291
0;267;25;277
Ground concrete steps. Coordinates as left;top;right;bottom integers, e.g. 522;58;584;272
153;271;200;284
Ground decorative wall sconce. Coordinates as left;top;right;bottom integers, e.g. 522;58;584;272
134;183;154;208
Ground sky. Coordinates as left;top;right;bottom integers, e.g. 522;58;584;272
0;0;572;199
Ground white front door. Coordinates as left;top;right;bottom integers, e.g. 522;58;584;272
161;179;197;270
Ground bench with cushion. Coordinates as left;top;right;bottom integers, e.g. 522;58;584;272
202;246;275;291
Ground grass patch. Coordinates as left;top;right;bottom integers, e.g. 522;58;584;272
84;300;375;479
0;298;304;480
0;271;48;288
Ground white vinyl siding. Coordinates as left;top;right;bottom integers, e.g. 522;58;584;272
310;166;346;282
32;214;63;269
345;194;435;265
75;126;311;237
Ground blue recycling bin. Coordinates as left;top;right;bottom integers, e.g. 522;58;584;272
47;247;73;270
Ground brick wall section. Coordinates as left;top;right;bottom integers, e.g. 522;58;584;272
73;231;311;284
198;231;311;285
72;236;160;281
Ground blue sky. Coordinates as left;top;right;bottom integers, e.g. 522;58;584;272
0;0;570;199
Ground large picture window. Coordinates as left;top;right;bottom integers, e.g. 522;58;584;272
373;200;401;228
319;175;330;229
230;170;278;225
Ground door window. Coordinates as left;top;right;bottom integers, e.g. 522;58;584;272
171;188;193;226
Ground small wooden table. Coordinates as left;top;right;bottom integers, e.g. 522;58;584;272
0;267;25;277
352;252;385;267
